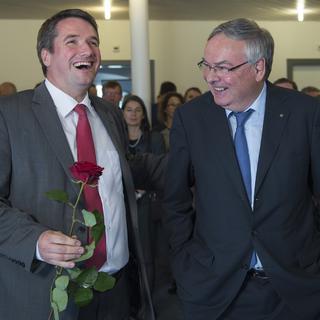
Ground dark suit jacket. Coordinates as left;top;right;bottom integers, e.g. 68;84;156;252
0;83;161;320
164;83;320;320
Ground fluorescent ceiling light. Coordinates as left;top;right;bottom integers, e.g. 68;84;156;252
104;0;112;20
297;0;304;22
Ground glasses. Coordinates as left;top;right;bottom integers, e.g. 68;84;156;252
197;59;249;76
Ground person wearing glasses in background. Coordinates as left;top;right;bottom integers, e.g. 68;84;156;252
164;18;320;320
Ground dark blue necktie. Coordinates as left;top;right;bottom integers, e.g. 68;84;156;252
233;109;257;267
233;110;253;202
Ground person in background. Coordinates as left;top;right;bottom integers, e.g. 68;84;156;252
164;18;320;320
273;77;298;90
102;80;123;107
152;81;177;131
122;94;165;291
0;9;164;320
0;81;17;96
184;87;202;102
301;85;320;98
160;92;184;151
88;83;97;96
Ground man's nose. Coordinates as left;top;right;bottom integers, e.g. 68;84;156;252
79;41;95;54
205;69;220;83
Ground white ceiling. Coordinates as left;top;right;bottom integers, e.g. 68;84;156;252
0;0;320;21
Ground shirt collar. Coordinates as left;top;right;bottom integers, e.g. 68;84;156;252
225;82;267;117
45;79;93;118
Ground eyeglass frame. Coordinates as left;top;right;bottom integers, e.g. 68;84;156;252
197;59;249;75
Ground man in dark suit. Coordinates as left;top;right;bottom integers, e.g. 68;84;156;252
0;9;162;320
164;18;320;320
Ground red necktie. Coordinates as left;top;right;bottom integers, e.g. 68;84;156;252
74;104;107;269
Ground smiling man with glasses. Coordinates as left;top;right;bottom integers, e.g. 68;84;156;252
164;18;320;320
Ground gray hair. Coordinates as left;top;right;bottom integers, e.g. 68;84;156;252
208;18;274;80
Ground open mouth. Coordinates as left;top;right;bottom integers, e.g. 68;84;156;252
73;61;93;70
214;87;227;92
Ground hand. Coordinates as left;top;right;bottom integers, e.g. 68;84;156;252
38;230;84;268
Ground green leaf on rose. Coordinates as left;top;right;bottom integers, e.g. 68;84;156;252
55;275;69;290
91;222;105;244
74;241;95;262
94;272;116;292
45;190;68;203
52;287;68;312
92;209;104;224
81;209;97;227
51;301;60;320
74;287;93;307
75;267;98;288
67;267;82;280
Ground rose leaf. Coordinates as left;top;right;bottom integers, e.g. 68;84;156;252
50;301;60;320
66;267;81;280
52;287;68;312
91;223;105;244
81;209;97;227
55;275;69;290
75;267;98;288
74;288;93;307
93;272;116;292
74;242;95;262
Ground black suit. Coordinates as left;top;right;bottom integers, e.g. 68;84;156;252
164;83;320;320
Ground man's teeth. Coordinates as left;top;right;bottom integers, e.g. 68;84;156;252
215;87;226;91
74;62;92;68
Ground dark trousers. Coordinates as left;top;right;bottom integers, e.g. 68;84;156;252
78;268;130;320
219;273;302;320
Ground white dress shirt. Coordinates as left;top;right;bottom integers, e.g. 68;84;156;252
40;80;129;274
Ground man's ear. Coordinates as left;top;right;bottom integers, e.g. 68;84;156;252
41;49;51;68
255;58;266;82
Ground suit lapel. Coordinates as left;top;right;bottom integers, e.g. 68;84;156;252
92;98;138;229
255;84;290;195
31;84;78;196
91;98;127;158
201;93;251;207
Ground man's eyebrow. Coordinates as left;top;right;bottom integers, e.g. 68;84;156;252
63;34;99;43
203;59;231;66
63;34;79;41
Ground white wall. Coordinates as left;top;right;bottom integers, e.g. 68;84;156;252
1;19;320;96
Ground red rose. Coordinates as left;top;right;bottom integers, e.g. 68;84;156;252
70;161;104;185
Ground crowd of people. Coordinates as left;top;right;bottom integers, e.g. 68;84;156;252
2;8;320;320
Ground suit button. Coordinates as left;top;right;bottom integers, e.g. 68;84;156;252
77;226;86;233
242;263;249;270
252;230;258;236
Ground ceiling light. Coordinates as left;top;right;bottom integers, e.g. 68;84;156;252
297;0;305;22
104;0;112;20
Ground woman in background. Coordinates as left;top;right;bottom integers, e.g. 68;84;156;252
184;86;202;102
160;92;184;151
122;95;165;292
